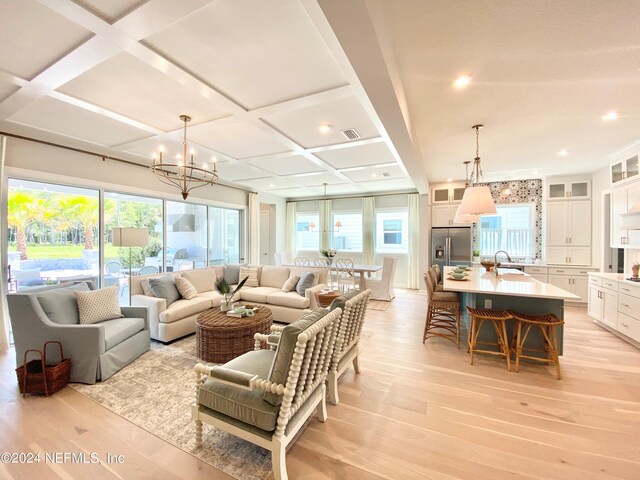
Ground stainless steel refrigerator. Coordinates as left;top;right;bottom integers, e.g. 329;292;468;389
431;227;472;268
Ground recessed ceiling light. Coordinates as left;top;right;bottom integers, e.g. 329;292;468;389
447;178;453;182
557;149;569;156
453;75;472;89
602;111;619;121
533;170;539;176
371;173;378;178
269;183;275;187
318;124;332;133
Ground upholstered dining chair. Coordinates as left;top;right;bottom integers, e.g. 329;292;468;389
364;256;398;301
293;256;310;266
193;307;341;480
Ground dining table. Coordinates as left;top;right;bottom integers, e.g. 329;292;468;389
284;263;382;290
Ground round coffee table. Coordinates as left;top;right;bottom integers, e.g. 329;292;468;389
196;305;273;363
315;290;341;308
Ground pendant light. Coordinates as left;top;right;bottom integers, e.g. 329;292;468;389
455;124;496;220
454;160;480;223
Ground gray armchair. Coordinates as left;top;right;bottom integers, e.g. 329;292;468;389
193;307;341;480
7;282;150;384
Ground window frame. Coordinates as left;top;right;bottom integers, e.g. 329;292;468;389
331;210;363;253
375;208;409;254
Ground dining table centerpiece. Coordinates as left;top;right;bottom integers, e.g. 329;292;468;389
320;248;337;265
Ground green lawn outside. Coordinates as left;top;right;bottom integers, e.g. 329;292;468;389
9;244;122;261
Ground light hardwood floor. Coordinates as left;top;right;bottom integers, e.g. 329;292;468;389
1;289;639;479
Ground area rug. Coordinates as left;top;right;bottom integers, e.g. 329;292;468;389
368;300;391;311
69;336;272;480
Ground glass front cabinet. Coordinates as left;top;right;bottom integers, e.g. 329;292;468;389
547;179;591;200
610;155;639;185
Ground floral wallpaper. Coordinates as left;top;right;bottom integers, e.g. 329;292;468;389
472;179;543;260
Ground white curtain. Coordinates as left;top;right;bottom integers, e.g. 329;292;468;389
407;193;420;289
0;136;9;350
320;199;332;251
248;192;260;264
363;197;375;265
285;202;296;263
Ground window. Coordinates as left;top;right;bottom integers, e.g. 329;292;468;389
166;201;208;271
296;213;319;251
478;204;535;256
332;212;362;252
209;207;241;264
7;179;101;290
376;210;408;253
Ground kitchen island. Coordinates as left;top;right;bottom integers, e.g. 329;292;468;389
443;266;579;354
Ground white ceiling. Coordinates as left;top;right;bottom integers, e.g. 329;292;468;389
0;0;637;199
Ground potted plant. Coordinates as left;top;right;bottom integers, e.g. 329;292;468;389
632;262;640;278
215;276;249;312
473;249;481;262
320;248;337;265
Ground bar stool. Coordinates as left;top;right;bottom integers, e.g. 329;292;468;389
427;266;443;292
509;311;564;380
466;307;513;371
423;270;460;348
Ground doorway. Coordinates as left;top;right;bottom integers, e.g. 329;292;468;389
259;204;276;265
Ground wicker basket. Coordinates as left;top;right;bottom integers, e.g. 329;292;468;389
16;341;71;397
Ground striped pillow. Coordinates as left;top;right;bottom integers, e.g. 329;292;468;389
282;275;300;292
175;276;198;300
239;267;259;287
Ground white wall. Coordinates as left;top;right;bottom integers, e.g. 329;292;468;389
591;165;610;269
257;192;286;256
4;137;249;208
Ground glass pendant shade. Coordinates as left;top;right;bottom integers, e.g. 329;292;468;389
457;186;496;217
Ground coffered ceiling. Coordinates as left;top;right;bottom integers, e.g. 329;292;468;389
0;0;421;198
1;0;638;198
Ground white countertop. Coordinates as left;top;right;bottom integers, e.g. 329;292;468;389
588;271;640;286
443;267;580;300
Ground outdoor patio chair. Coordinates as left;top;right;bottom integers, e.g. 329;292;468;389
193;307;341;480
137;265;159;275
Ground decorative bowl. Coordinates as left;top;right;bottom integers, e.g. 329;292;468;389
480;260;495;272
451;272;466;279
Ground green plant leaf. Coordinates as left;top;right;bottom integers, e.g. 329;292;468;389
215;276;231;295
232;275;249;294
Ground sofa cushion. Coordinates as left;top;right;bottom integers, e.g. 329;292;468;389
239;267;259;287
198;349;278;431
267;291;310;309
175;276;198;300
149;276;181;306
296;271;316;296
158;297;212;324
240;287;281;304
75;287;124;325
260;266;290;288
329;289;360;312
282;275;299;293
223;264;246;285
102;317;145;350
139;276;162;296
196;290;225;307
264;308;328;406
181;268;218;294
289;267;324;285
37;283;90;325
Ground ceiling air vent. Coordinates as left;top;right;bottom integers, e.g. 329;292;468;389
341;128;360;140
382;172;391;177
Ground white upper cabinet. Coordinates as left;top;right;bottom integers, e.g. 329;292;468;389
547;179;591;200
431;184;466;204
546;198;591;265
610;155;640;186
610;181;640;247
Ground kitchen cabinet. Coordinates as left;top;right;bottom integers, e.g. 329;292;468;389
547;179;590;200
610;155;639;185
610;181;640;247
431;204;467;227
547;266;596;303
546;246;591;265
587;273;640;347
547;201;590;246
431;184;466;204
524;265;548;283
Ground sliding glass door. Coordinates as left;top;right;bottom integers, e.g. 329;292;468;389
209;207;241;264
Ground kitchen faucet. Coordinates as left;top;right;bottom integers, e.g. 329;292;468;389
494;250;512;277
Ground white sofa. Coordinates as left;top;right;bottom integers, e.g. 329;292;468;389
131;265;329;343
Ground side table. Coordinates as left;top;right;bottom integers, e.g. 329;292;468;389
315;290;341;308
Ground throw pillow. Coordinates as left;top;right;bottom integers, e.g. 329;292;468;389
37;283;91;325
75;286;124;325
282;274;300;293
175;276;198;300
329;289;360;312
296;271;316;296
149;276;181;306
239;267;259;287
264;308;328;406
223;264;246;284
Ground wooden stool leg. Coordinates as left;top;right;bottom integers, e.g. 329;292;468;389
455;306;460;349
550;326;562;380
515;321;523;373
469;317;477;364
422;308;431;344
501;320;511;372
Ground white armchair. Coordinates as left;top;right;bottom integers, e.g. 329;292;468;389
364;257;398;301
